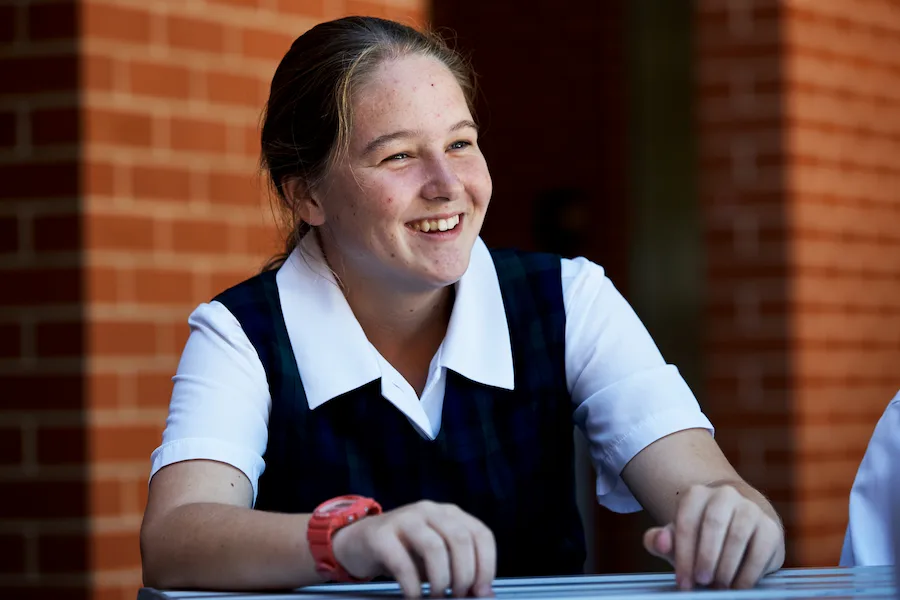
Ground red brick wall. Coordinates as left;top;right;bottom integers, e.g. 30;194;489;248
697;0;900;567
0;2;425;599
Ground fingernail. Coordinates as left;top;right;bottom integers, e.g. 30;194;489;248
696;571;712;586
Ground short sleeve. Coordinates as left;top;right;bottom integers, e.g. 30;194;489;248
840;392;900;566
149;300;271;506
561;257;714;513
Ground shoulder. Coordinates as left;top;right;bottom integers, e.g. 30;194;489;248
488;247;562;276
212;270;278;313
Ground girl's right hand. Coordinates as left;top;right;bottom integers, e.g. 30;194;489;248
331;500;496;598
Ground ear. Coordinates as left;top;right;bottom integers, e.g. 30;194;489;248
282;176;326;227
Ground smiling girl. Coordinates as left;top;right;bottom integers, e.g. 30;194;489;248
140;16;785;599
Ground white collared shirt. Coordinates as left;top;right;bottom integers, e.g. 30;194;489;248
150;236;713;512
840;391;900;566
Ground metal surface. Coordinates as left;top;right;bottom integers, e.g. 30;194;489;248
137;566;896;599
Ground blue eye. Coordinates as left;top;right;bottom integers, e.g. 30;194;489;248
449;140;471;150
384;153;409;162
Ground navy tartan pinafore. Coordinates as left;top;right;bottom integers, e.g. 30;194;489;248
213;249;586;577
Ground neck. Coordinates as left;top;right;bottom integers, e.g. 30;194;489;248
315;231;453;366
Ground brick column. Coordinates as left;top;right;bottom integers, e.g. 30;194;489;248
697;0;900;566
0;2;425;599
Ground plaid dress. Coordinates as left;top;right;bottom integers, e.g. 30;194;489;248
214;249;586;577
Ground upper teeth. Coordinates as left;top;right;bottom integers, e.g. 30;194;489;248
410;214;460;233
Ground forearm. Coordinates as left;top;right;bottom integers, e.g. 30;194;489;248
141;503;323;590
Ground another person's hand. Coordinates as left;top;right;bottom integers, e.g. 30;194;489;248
332;500;496;598
642;484;783;590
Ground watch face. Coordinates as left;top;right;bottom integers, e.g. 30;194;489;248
318;497;357;515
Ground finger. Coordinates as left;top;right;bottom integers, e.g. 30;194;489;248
400;524;451;598
428;515;476;598
643;526;674;563
733;519;781;589
373;534;422;598
452;509;497;597
713;504;757;588
693;490;738;587
673;485;712;590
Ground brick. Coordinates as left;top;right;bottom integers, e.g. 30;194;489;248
33;213;81;253
83;54;115;91
86;213;155;251
135;476;149;511
206;71;264;107
84;161;115;197
87;267;120;304
0;481;87;519
241;124;261;156
36;424;86;465
31;106;80;146
37;533;88;573
0;110;15;147
35;320;83;358
170;116;229;154
171;219;231;254
208;0;260;7
242;223;280;257
132;164;192;202
129;60;191;100
85;108;153;147
208;170;263;205
91;479;126;517
167;15;226;53
87;372;121;409
93;531;141;572
343;0;421;22
241;27;295;60
2;374;84;411
88;320;158;357
0;268;81;307
0;55;78;94
133;268;195;305
210;269;253;294
91;424;162;463
28;2;78;40
0;322;20;358
0;162;78;200
159;320;190;356
0;534;26;574
275;0;324;16
0;5;15;44
0;427;23;466
83;2;151;43
135;372;173;408
0;216;18;253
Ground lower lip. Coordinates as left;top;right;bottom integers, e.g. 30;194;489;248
407;216;464;240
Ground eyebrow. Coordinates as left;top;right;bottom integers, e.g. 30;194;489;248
360;119;479;157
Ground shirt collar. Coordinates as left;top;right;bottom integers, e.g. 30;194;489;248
276;234;515;410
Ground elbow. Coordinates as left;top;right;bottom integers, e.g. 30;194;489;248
140;515;181;590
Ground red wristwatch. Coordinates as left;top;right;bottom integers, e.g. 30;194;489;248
307;495;382;583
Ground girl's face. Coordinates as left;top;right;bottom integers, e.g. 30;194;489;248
309;54;492;293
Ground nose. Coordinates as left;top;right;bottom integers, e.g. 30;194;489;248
420;154;464;202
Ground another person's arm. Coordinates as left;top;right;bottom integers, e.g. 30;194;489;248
840;392;900;567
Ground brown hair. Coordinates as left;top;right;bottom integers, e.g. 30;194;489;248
260;16;476;270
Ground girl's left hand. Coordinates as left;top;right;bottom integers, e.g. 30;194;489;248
642;484;784;590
